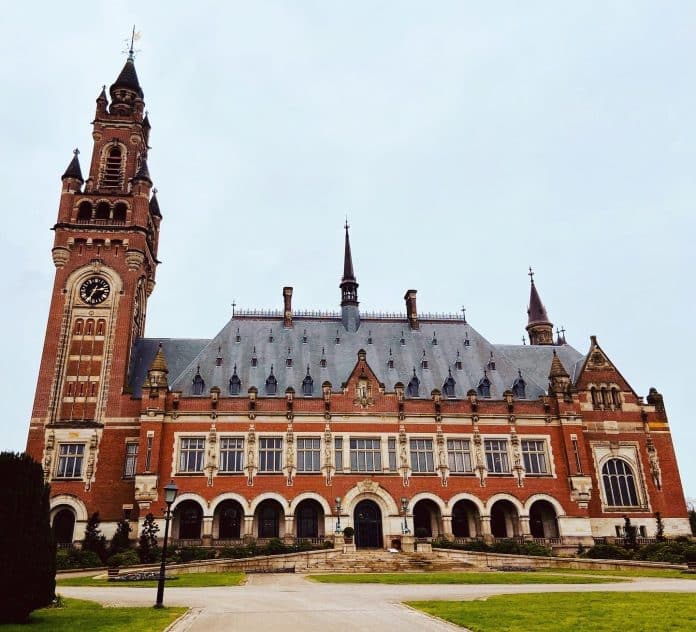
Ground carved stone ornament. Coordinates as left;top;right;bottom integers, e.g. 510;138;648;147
125;249;145;271
52;247;71;268
245;425;257;486
134;474;159;502
353;378;374;408
322;424;334;486
646;437;662;490
357;479;379;493
569;475;593;508
205;425;218;487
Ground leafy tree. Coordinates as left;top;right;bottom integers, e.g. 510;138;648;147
623;515;638;550
0;452;56;623
688;501;696;536
138;513;160;563
108;519;132;557
83;512;107;562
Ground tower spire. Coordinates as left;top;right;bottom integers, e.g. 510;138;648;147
339;221;360;332
526;267;553;345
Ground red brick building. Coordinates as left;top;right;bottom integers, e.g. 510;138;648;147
26;56;690;551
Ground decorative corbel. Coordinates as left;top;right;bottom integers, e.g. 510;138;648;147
322;381;332;420
285;387;295;420
395;382;405;420
248;386;257;420
210;386;220;419
467;389;478;412
171;392;180;419
432;389;442;422
504;389;514;413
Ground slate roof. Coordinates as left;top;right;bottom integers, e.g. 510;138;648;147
61;150;83;181
110;59;144;99
527;280;550;324
129;316;584;400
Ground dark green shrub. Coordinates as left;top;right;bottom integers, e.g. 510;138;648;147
342;526;354;538
490;539;524;555
264;538;288;555
55;548;102;570
322;539;334;549
583;543;632;560
138;513;160;563
107;549;140;567
108;519;132;557
176;546;217;563
520;541;553;557
0;452;56;623
82;512;107;563
634;541;696;564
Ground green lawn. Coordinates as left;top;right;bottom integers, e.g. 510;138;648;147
408;593;696;632
537;567;696;580
309;571;625;584
57;571;245;588
1;598;185;632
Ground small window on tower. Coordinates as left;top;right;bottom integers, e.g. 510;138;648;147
77;201;92;222
96;319;105;336
113;202;127;222
85;320;94;335
101;146;124;189
74;319;83;335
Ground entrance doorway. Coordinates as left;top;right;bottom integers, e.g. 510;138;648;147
52;508;75;545
353;499;383;548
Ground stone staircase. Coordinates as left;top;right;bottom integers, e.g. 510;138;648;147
301;549;473;573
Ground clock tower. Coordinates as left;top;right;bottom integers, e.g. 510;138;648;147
26;54;161;491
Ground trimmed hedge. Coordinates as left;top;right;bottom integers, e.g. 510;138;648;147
56;548;103;570
432;538;553;557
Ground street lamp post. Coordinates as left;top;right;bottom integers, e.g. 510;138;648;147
154;480;178;609
335;496;342;534
401;497;410;535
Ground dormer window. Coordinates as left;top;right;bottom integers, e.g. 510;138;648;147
432;332;438;345
302;329;308;344
302;368;313;396
421;351;429;370
235;328;241;343
268;328;274;343
443;371;456;398
335;330;340;344
192;367;205;395
487;351;496;371
400;331;406;346
320;347;327;368
477;373;491;398
367;330;373;345
464;332;470;347
512;370;526;399
407;369;420;398
229;366;241;395
265;367;277;395
251;346;257;367
286;348;293;367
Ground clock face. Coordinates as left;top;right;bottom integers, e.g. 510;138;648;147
79;277;110;305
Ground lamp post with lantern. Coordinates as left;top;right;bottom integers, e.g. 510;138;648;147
154;480;178;609
401;497;410;535
335;497;342;534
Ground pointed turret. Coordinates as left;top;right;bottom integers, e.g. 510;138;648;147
133;158;151;183
144;344;169;389
61;149;83;182
96;85;108;117
548;350;570;395
149;190;162;218
339;222;360;332
109;57;144;116
526;268;553;345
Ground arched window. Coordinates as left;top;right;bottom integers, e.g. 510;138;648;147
477;375;491;398
77;201;92;222
96;319;105;336
601;387;609;408
407;370;420;398
265;367;277;395
512;371;526;399
442;371;456;398
302;368;313;397
602;458;639;507
590;387;600;408
101;146;124;189
85;319;94;335
192;367;205;395
113;202;127;222
95;201;110;220
611;387;621;409
229;366;241;395
73;319;83;335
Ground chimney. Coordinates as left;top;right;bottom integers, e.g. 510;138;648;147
283;287;293;328
404;290;419;330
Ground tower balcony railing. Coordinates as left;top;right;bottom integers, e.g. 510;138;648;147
233;307;466;321
74;218;127;226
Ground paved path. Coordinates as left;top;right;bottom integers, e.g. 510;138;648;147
59;573;696;631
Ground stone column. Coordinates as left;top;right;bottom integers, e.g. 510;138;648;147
243;515;254;543
519;515;531;538
284;515;295;544
202;516;213;546
441;515;453;540
480;515;493;543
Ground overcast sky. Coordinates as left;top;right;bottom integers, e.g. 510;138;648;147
1;2;694;500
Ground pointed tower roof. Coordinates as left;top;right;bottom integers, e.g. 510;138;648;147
61;149;83;181
97;85;108;103
549;350;569;379
133;158;151;182
342;221;356;282
527;269;550;325
149;344;169;374
149;189;162;217
110;58;144;99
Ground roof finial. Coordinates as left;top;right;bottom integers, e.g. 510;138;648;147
528;266;535;283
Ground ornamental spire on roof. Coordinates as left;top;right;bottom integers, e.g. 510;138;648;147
61;148;83;182
526;267;554;345
339;221;360;332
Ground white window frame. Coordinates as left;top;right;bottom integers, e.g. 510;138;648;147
219;437;244;473
410;438;435;473
178;436;206;473
447;438;473;474
123;441;138;478
258;437;283;473
55;443;85;479
349;437;382;472
484;438;510;474
296;437;321;473
521;439;549;475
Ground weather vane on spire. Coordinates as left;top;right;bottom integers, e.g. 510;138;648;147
344;215;350;231
122;25;141;61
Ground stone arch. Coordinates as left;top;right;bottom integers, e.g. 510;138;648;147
289;492;332;516
209;492;250;515
523;493;565;517
249;492;290;515
342;482;400;516
484;493;525;515
50;494;88;522
171;492;209;515
445;493;486;516
409;491;447;515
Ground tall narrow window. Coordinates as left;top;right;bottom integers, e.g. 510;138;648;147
484;439;510;473
123;442;138;478
410;438;435;473
101;146;124;189
259;437;283;472
334;437;343;471
571;437;582;473
297;438;321;472
388;437;397;471
602;458;639;507
55;444;85;479
144;434;153;472
178;437;205;473
219;437;244;472
447;439;473;473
